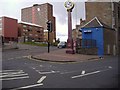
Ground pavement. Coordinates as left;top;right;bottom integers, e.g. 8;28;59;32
31;48;101;62
2;43;105;63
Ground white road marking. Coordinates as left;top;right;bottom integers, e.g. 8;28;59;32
0;71;24;75
35;70;39;72
0;70;23;73
72;71;100;79
0;69;29;81
6;55;29;60
8;58;14;60
39;65;43;67
108;66;112;69
37;76;46;83
23;55;28;58
10;83;43;90
0;73;28;78
60;70;80;74
72;66;113;79
38;70;59;74
81;70;85;75
0;76;29;81
31;67;36;69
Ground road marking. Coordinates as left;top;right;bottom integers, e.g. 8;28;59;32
71;71;100;79
16;57;22;59
0;73;28;78
6;55;29;60
31;67;36;70
0;71;24;75
8;58;14;60
38;70;59;74
0;70;23;73
37;76;46;83
0;69;29;81
22;56;29;58
60;70;80;74
81;70;85;75
108;66;112;69
0;76;29;81
10;83;43;90
39;65;43;67
71;66;112;79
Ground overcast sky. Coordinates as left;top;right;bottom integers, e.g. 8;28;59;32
0;0;87;41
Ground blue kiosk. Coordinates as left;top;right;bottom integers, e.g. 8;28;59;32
80;17;116;57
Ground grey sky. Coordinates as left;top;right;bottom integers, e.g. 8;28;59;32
52;2;85;25
0;0;86;41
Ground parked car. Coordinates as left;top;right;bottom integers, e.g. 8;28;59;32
57;41;66;48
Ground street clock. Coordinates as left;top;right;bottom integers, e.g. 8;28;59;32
64;0;74;10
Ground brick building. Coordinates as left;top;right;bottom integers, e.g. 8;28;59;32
80;17;116;56
21;3;56;43
18;21;44;42
113;2;120;55
77;1;120;55
0;16;18;42
85;2;113;27
72;25;82;41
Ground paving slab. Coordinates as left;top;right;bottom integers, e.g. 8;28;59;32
32;49;100;62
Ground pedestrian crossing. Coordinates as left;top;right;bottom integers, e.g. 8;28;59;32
0;70;29;81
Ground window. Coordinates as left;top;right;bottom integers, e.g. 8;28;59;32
118;7;120;19
23;33;26;35
0;18;2;30
28;29;31;32
23;29;26;32
35;34;38;36
0;20;2;24
0;24;2;30
29;26;32;29
29;34;32;36
35;27;38;30
37;31;40;33
23;25;27;28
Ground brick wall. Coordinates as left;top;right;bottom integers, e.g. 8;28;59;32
85;2;112;27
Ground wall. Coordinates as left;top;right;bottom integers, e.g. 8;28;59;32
76;47;98;55
3;17;18;42
82;27;104;56
85;2;112;27
21;3;56;43
18;23;44;42
103;28;116;55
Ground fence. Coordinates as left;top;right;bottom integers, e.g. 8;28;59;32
76;38;96;48
76;38;97;55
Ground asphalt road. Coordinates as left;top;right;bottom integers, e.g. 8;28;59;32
1;44;119;89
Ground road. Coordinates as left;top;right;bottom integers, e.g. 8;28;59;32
1;44;119;89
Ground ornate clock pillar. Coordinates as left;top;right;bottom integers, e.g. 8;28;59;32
64;0;75;54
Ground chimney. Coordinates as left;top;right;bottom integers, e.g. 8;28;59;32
80;18;85;25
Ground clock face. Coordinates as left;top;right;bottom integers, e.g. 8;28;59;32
64;0;74;10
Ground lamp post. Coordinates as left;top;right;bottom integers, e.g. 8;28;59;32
64;0;75;54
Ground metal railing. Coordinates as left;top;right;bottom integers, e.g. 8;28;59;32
76;38;96;48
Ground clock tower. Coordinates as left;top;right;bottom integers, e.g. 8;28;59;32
64;0;75;54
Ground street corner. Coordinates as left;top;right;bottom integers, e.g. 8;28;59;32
30;54;76;63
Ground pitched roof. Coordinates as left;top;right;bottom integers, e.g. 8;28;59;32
81;17;103;28
81;17;115;31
